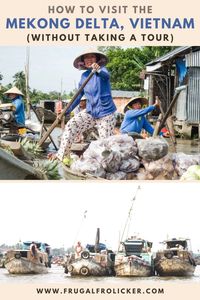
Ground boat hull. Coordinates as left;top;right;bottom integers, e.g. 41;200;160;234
5;249;49;274
65;252;114;277
67;259;111;276
35;107;57;124
5;257;48;274
0;148;45;180
115;256;152;277
154;257;195;276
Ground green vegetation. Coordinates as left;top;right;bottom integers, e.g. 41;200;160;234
98;46;176;91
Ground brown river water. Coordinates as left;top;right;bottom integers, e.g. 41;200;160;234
0;265;200;284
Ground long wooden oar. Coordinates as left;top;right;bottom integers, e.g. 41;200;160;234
38;69;96;147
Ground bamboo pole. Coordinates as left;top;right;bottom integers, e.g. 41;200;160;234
25;47;31;119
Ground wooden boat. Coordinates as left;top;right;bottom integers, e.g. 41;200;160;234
5;247;49;274
0;147;46;180
61;163;103;180
64;251;114;276
64;228;115;276
0;139;33;160
35;107;57;124
114;237;154;277
1;130;51;152
154;238;196;276
194;253;200;265
0;253;5;268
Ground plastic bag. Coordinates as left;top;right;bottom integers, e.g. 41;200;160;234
142;154;176;180
120;158;140;173
71;158;106;178
173;153;200;176
106;171;127;180
101;149;122;173
136;137;169;161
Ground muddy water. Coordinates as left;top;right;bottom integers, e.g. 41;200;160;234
0;265;200;284
168;139;200;155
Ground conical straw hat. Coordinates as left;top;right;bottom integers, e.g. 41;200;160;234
4;86;24;96
124;97;148;113
73;49;108;70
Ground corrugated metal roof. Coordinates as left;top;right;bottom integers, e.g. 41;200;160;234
146;46;197;66
186;51;200;67
187;68;200;122
111;90;140;98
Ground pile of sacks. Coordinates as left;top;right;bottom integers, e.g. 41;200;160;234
70;134;200;180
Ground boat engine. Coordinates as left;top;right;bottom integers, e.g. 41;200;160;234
0;103;18;137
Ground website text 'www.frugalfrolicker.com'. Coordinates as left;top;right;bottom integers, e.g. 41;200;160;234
36;287;165;296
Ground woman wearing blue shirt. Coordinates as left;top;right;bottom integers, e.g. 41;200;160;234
54;50;116;161
3;86;25;127
120;97;160;136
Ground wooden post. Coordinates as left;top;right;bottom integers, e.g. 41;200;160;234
149;75;154;106
166;116;176;144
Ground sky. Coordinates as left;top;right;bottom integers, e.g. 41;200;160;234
0;46;97;94
0;181;199;252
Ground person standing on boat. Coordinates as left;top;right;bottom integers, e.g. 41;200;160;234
30;242;38;258
120;97;167;137
49;49;116;161
75;241;83;259
3;86;26;134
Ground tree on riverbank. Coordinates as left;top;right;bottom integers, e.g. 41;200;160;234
98;46;176;91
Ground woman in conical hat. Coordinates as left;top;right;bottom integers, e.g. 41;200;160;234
50;49;116;161
4;86;25;127
123;97;148;114
73;49;108;70
3;86;24;96
120;96;162;137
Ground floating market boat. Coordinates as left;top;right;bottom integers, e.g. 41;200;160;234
35;107;57;124
114;237;154;277
114;187;154;277
194;253;200;265
5;242;51;274
64;228;115;276
0;147;46;180
154;238;196;276
0;253;5;268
